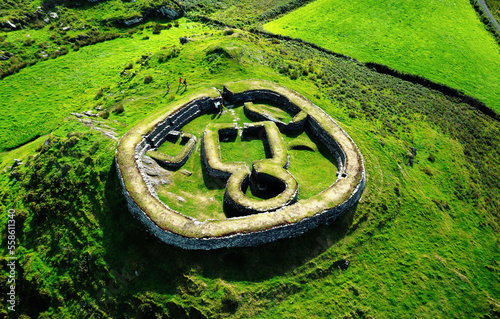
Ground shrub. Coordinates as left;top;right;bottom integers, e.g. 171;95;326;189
223;29;234;36
421;166;434;176
127;28;137;37
94;88;104;100
144;74;153;84
89;141;99;155
65;136;79;148
125;63;133;70
278;64;289;74
142;35;149;40
158;46;180;63
113;104;124;114
99;110;109;119
428;153;436;162
174;21;179;27
30;20;45;30
271;38;280;44
23;38;35;46
152;23;162;34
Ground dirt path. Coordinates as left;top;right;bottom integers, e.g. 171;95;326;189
478;0;500;33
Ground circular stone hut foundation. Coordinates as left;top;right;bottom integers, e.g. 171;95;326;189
115;80;366;250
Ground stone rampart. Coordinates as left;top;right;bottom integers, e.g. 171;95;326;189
116;81;365;250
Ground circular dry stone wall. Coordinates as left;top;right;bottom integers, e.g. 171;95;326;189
115;80;366;250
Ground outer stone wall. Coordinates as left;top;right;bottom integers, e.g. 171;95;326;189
117;161;364;250
116;81;365;250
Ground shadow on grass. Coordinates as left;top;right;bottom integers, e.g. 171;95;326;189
100;160;357;296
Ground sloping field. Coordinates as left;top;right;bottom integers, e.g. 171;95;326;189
264;0;500;112
0;19;210;152
1;26;499;317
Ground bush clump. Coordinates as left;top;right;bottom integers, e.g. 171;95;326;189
158;46;180;63
99;110;110;119
152;23;162;35
223;29;234;36
112;104;124;114
94;88;104;100
428;153;436;162
144;74;153;84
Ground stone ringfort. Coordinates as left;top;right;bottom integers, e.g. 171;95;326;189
115;80;366;250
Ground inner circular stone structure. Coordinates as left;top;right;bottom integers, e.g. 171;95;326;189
116;80;366;250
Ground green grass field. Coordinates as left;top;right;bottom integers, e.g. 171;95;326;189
0;5;499;318
0;18;211;152
264;0;500;112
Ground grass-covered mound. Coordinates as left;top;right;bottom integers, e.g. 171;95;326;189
0;18;499;318
264;0;500;112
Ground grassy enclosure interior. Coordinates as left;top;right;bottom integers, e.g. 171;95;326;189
155;103;338;220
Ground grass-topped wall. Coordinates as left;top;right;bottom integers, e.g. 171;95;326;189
243;101;308;133
115;80;365;249
147;132;196;168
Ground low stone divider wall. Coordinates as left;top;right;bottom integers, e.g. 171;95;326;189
147;133;197;169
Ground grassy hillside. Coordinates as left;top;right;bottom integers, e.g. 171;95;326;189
264;0;500;113
0;18;212;152
1;22;499;318
184;0;313;26
0;0;182;80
